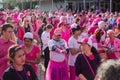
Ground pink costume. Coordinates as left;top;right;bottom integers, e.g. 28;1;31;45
45;39;69;80
0;38;15;78
61;28;71;42
22;45;40;75
105;38;120;59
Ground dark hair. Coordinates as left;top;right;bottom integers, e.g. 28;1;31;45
6;17;12;23
71;25;81;34
75;18;80;24
44;24;53;31
8;45;22;64
96;60;120;80
91;46;98;54
1;24;13;35
50;16;55;25
42;17;47;25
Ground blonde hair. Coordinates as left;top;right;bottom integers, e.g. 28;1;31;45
98;21;106;29
107;29;114;34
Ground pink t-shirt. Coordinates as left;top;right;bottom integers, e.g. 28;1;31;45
105;38;120;59
88;26;98;35
0;38;15;78
61;28;70;42
22;45;40;75
89;35;103;54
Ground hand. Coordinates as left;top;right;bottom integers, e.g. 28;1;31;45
79;74;87;80
60;50;67;54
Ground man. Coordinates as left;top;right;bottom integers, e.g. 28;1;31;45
0;24;15;79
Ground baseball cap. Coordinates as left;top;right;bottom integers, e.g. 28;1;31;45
24;32;33;39
54;28;62;36
78;38;92;46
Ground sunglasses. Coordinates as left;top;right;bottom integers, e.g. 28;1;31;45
56;35;61;36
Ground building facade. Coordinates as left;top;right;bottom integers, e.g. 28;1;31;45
65;0;120;12
1;0;120;12
38;0;120;12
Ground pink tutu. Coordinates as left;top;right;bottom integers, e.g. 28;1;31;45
45;60;69;80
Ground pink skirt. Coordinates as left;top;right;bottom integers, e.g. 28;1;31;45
45;60;69;80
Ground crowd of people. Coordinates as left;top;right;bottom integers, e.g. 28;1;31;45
0;8;120;80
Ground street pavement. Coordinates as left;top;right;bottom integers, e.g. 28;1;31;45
38;56;45;80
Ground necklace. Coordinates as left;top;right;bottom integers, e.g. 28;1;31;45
13;66;29;80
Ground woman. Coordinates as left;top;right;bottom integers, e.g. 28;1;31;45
75;38;101;80
41;24;53;70
68;24;82;80
22;32;40;75
57;22;70;42
12;19;25;45
89;29;106;60
31;15;37;32
22;18;34;34
2;45;38;80
45;28;69;80
104;30;120;59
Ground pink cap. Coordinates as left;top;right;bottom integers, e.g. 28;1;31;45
54;28;62;36
78;38;92;46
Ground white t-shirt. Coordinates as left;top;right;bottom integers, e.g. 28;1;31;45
66;15;74;25
41;31;50;50
48;39;68;62
68;36;82;66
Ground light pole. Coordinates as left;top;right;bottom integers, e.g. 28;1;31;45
110;0;112;12
52;0;54;10
21;0;23;10
30;0;32;9
83;0;86;10
64;0;67;11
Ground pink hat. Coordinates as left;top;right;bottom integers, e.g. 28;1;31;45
54;28;62;36
78;38;92;46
